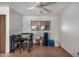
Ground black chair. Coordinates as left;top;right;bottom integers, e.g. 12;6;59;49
10;35;19;52
17;35;24;53
10;33;33;53
10;34;24;53
21;33;33;53
28;33;33;52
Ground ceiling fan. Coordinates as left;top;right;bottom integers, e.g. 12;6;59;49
27;2;56;14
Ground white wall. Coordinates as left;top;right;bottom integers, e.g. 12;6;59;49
59;3;79;56
9;8;23;35
23;16;60;45
0;7;9;53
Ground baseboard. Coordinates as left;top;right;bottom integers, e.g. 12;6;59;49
60;45;73;57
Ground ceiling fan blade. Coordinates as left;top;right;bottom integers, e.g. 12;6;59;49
36;2;40;5
42;2;56;7
42;7;51;13
27;6;36;9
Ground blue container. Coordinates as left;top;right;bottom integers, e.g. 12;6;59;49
48;39;55;47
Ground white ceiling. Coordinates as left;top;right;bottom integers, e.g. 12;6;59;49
0;2;71;16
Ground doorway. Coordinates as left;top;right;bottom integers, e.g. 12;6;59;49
0;15;6;53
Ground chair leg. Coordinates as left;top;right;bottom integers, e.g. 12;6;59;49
28;47;31;53
19;44;22;53
12;49;15;53
28;44;32;53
